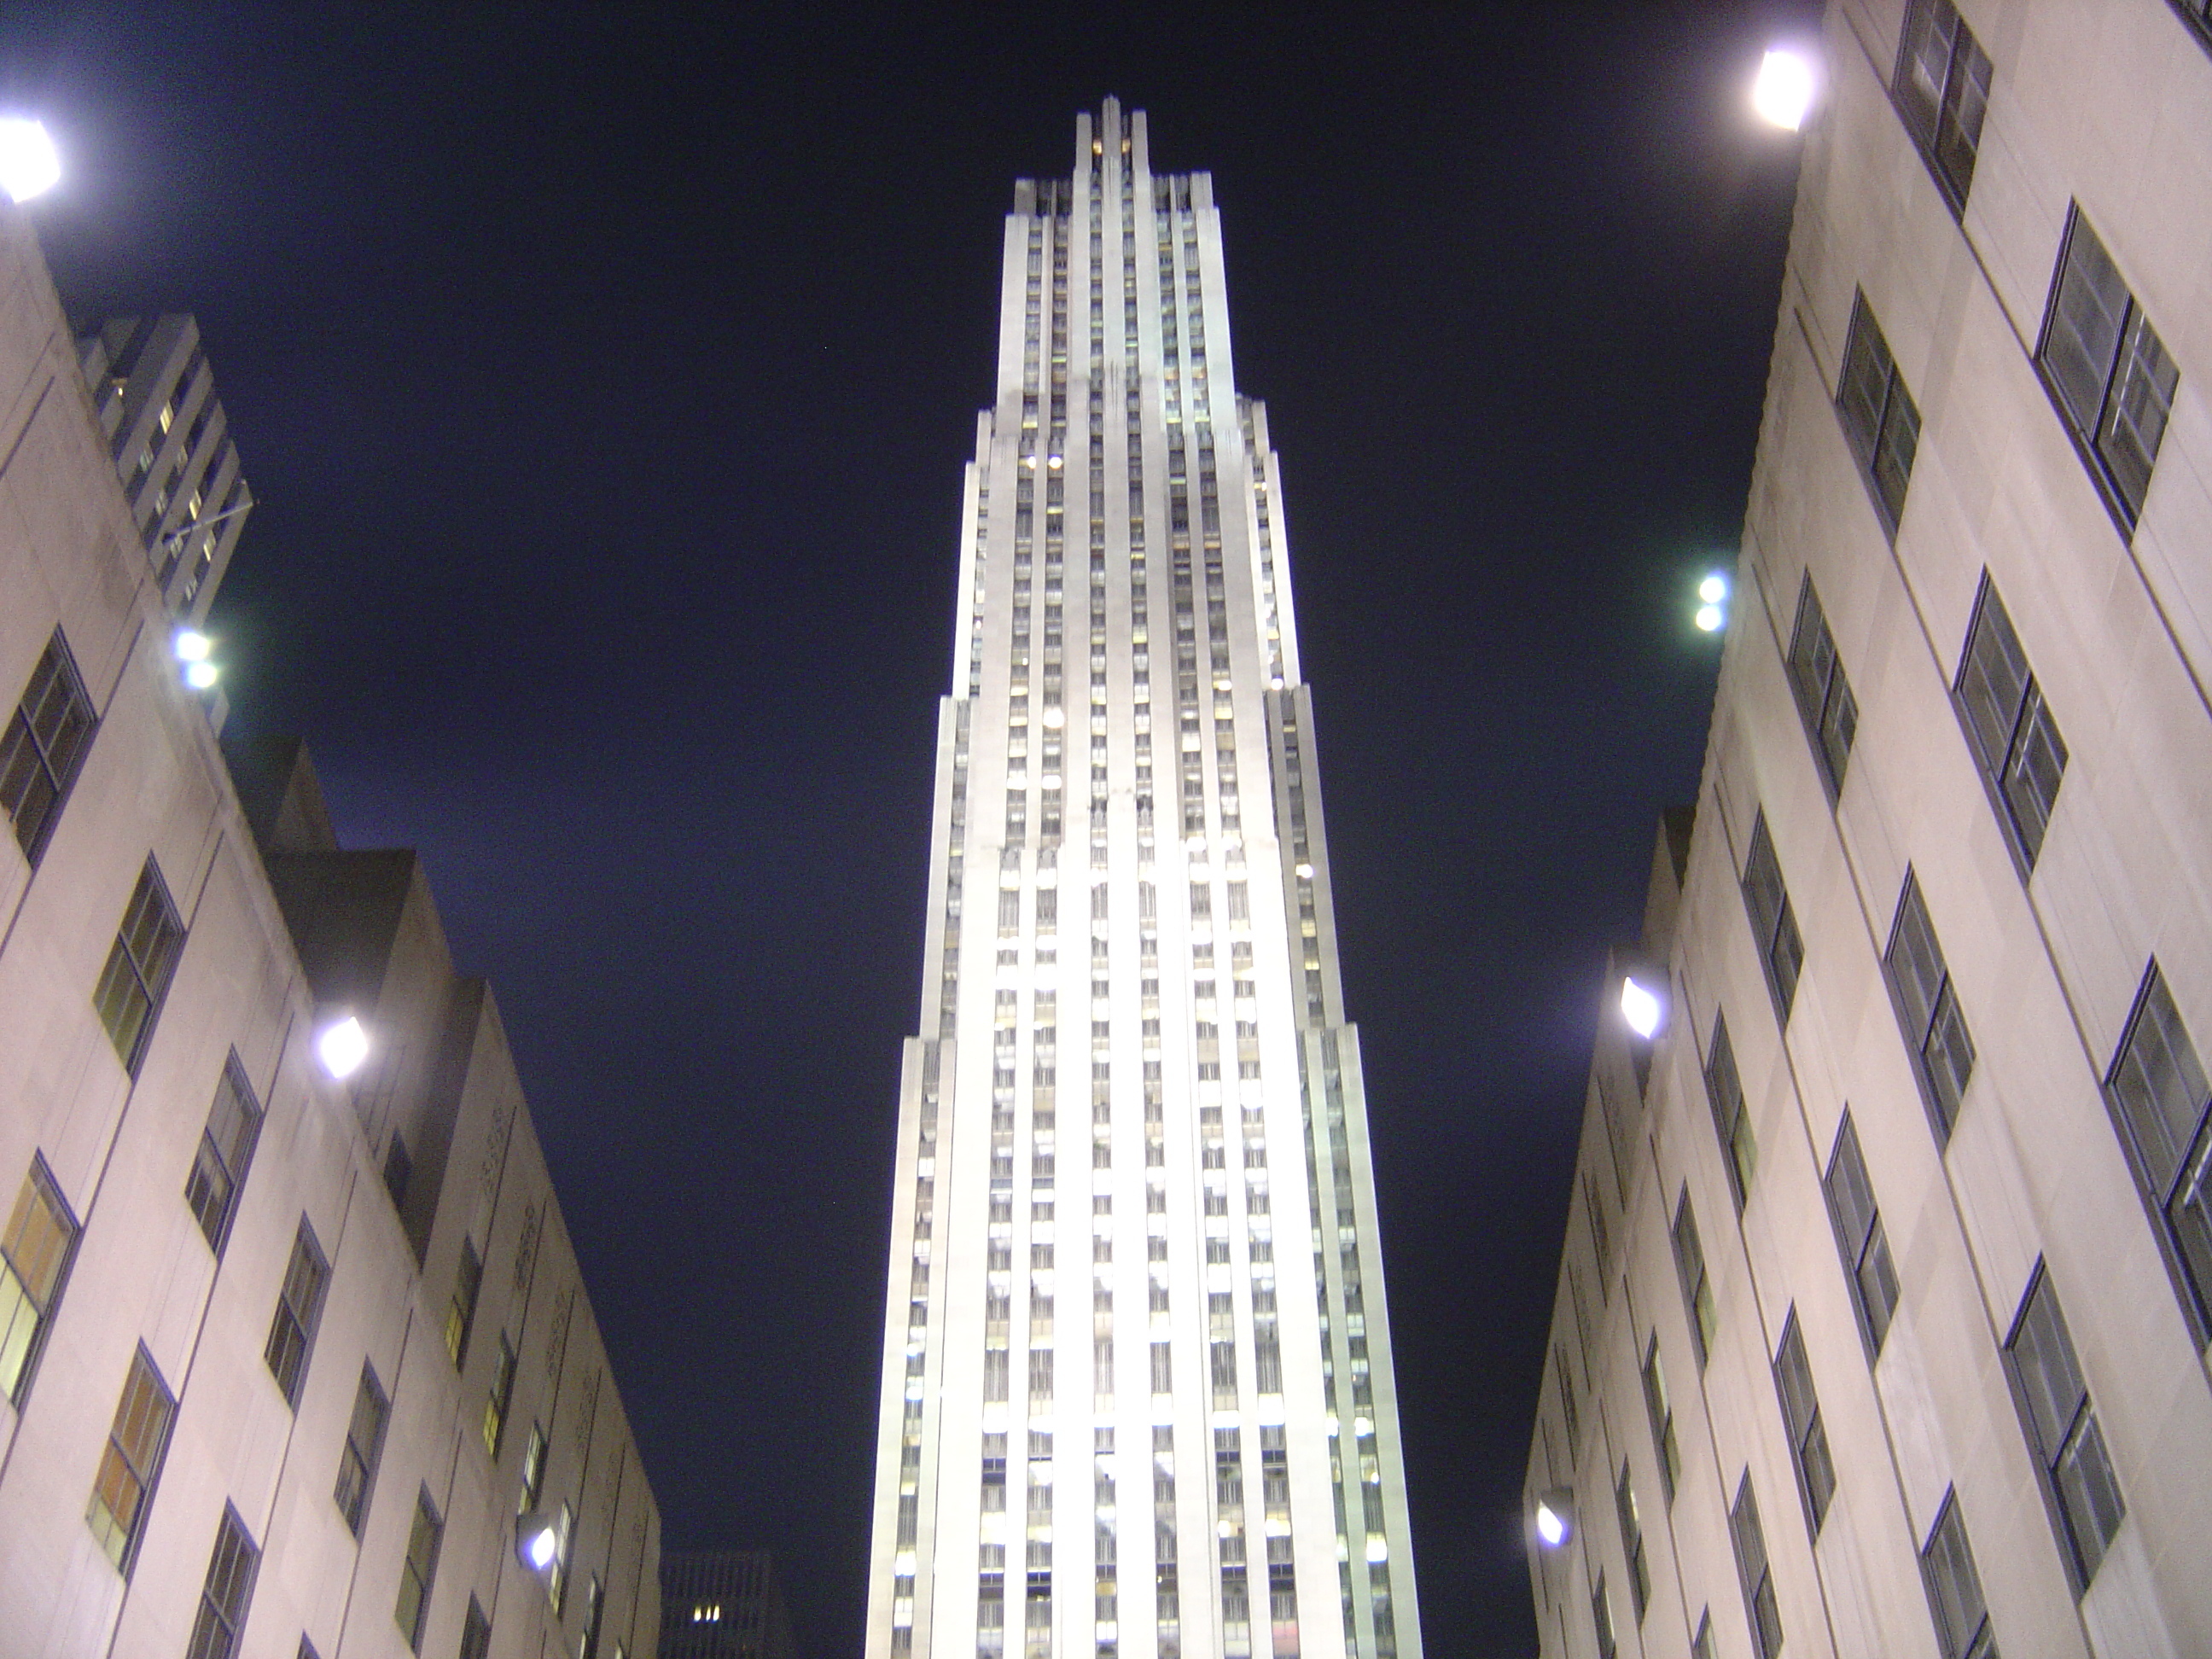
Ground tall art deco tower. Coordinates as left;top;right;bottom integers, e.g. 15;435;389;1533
864;104;1421;1659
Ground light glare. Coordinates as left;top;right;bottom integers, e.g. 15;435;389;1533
174;629;212;662
317;1016;370;1079
1698;574;1727;604
1696;604;1725;632
0;119;61;204
525;1526;558;1569
184;661;221;690
1621;976;1664;1039
1753;49;1815;131
1535;1502;1568;1547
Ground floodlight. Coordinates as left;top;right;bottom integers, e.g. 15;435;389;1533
1534;1487;1576;1549
174;629;213;662
317;1016;370;1080
1698;574;1727;604
1294;863;1314;880
1696;604;1726;632
1753;49;1816;131
1621;975;1664;1039
0;119;60;204
517;1512;560;1570
184;661;221;690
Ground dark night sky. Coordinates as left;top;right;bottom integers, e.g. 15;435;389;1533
3;5;1813;1655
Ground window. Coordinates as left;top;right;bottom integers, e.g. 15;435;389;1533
1640;1335;1680;1504
1592;1573;1616;1659
549;1499;575;1614
185;1055;262;1253
580;1573;605;1659
1741;813;1803;1022
1729;1476;1782;1659
1615;1463;1650;1621
1836;292;1921;536
1920;1491;1995;1659
1773;1314;1836;1534
88;1346;176;1571
1672;1189;1718;1368
2005;1267;2123;1590
382;1134;413;1211
1556;1342;1578;1446
1893;0;1992;212
1786;577;1858;797
2105;961;2212;1338
2038;207;2176;528
264;1220;329;1406
0;629;96;865
1884;873;1976;1143
187;1505;260;1659
94;857;186;1075
396;1490;442;1650
519;1422;548;1514
459;1599;492;1659
484;1332;517;1458
1823;1113;1901;1354
1954;576;2067;869
445;1237;482;1368
0;1157;79;1401
1705;1015;1758;1209
1691;1611;1716;1659
335;1365;389;1535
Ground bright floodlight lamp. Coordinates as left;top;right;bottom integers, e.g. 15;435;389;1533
516;1512;561;1571
1752;48;1817;131
1534;1487;1576;1549
0;119;61;204
1699;574;1728;605
1696;603;1726;633
184;660;221;690
1621;975;1665;1039
316;1015;371;1080
174;630;213;663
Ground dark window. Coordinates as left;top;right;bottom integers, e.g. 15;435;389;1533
334;1365;389;1535
445;1238;482;1368
458;1599;492;1659
0;629;97;865
1837;293;1921;536
1884;873;1976;1143
94;857;186;1075
483;1331;517;1458
1592;1572;1617;1659
2005;1266;2123;1590
1706;1015;1758;1209
1920;1490;1996;1659
1954;575;2067;869
1556;1342;1578;1446
1786;576;1859;796
1640;1335;1681;1504
2105;961;2212;1338
0;1156;79;1402
1742;813;1805;1022
1615;1462;1650;1621
1893;0;1992;212
1730;1476;1783;1659
382;1133;412;1211
185;1054;262;1254
2038;207;2176;529
88;1346;176;1572
1824;1113;1901;1354
396;1490;442;1650
1672;1189;1719;1368
186;1505;260;1659
1774;1313;1837;1534
264;1220;329;1406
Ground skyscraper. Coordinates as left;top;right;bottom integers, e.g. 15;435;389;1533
864;102;1421;1659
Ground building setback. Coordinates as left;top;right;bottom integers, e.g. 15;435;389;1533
864;103;1421;1659
659;1550;797;1659
1527;3;2212;1658
0;201;659;1652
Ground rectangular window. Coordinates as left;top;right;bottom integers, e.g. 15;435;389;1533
459;1599;492;1659
382;1133;413;1211
186;1505;260;1659
0;629;97;865
1741;813;1804;1022
1615;1462;1650;1621
396;1490;443;1650
1884;873;1976;1143
2105;961;2212;1338
94;857;186;1075
1556;1342;1578;1446
185;1054;262;1254
1954;575;2067;869
335;1365;389;1534
1773;1313;1837;1534
1893;0;1992;212
1692;1612;1716;1659
484;1332;517;1458
264;1220;329;1406
445;1237;482;1368
1823;1113;1901;1354
1919;1491;1995;1659
1705;1015;1758;1208
0;1156;79;1402
1786;576;1859;796
519;1422;548;1515
2005;1266;2124;1590
1672;1190;1718;1368
88;1346;177;1571
2038;207;2176;528
1640;1335;1680;1504
1592;1572;1616;1659
1729;1476;1782;1659
1836;292;1921;536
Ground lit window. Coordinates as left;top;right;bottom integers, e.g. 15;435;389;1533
264;1220;329;1407
1823;1113;1901;1353
94;858;187;1076
1640;1336;1680;1505
186;1505;259;1659
1591;1571;1616;1659
2105;961;2212;1338
185;1056;262;1254
445;1237;483;1367
2005;1266;2124;1590
518;1422;548;1515
1704;1016;1757;1209
0;1157;79;1402
0;628;97;865
1615;1463;1649;1621
484;1332;517;1458
1954;574;2067;870
334;1365;389;1535
1884;873;1976;1142
1893;0;1992;213
395;1491;443;1651
1785;576;1858;797
1836;292;1920;537
88;1346;177;1571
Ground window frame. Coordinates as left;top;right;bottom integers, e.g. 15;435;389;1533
94;855;188;1077
445;1236;483;1369
0;627;99;868
187;1504;261;1659
1671;1189;1719;1370
1952;573;2068;875
1835;290;1922;538
1891;0;1994;216
1740;812;1805;1023
1773;1312;1837;1536
396;1489;444;1651
88;1343;178;1575
1918;1488;1995;1659
2002;1263;2125;1593
335;1364;390;1535
1883;872;1977;1144
1785;574;1859;800
184;1052;264;1257
1640;1334;1680;1505
1704;1015;1758;1211
1822;1112;1901;1358
0;1153;82;1405
1729;1475;1783;1659
1615;1460;1650;1622
2102;959;2212;1346
264;1218;330;1408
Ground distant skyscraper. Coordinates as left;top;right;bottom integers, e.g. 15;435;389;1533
661;1550;798;1659
864;102;1421;1659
